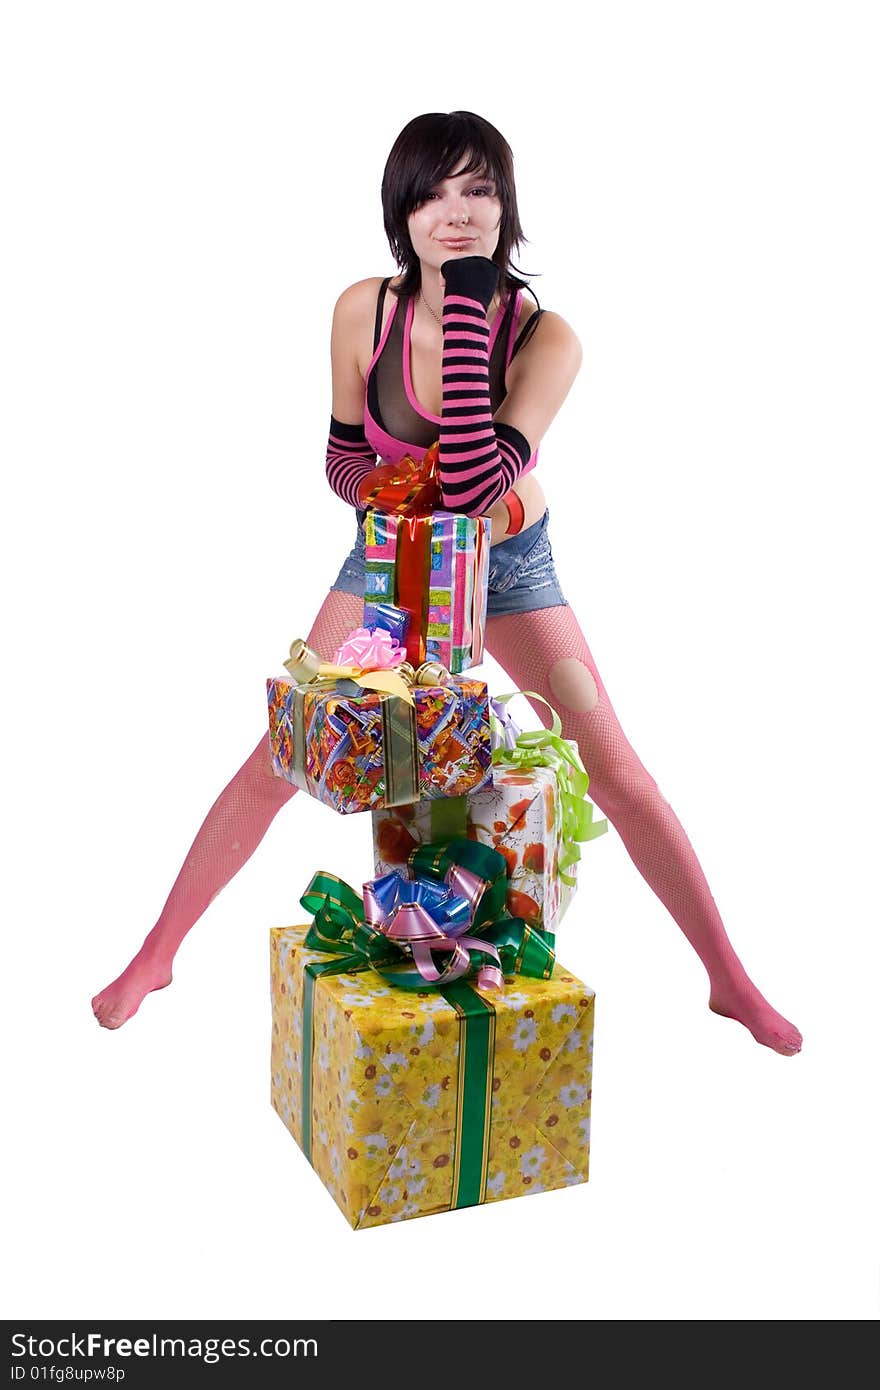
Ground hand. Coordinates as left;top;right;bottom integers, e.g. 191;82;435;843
440;254;501;312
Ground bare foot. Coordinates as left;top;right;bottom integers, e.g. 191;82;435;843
709;979;802;1056
92;944;173;1029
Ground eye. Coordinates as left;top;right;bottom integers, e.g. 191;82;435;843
468;186;494;197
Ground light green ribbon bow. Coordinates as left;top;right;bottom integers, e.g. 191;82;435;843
488;690;608;887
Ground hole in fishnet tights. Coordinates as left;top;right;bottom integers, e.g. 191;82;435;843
485;604;742;979
153;590;742;983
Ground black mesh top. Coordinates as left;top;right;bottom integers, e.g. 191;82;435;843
364;278;544;455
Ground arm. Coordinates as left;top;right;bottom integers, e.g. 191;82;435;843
325;280;379;507
439;256;582;515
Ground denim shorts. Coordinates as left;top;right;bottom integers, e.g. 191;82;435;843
330;507;568;616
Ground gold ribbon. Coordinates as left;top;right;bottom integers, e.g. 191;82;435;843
283;637;416;706
280;640;454;809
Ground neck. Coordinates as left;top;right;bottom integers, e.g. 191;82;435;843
418;262;501;321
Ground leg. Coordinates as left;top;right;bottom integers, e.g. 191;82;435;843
485;603;802;1055
92;588;364;1029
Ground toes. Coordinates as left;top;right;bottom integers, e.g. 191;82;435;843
92;994;129;1029
92;992;116;1022
778;1024;803;1054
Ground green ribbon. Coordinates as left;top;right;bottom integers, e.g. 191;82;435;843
296;841;555;1206
300;868;406;974
299;841;555;989
427;794;468;842
405;837;557;966
289;679;419;809
299;955;494;1206
489;690;608;887
301;953;370;1161
441;978;495;1208
381;690;419;807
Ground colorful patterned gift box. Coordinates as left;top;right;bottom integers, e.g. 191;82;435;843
372;771;566;933
270;924;595;1230
372;694;608;933
358;443;491;675
363;508;491;676
267;675;493;814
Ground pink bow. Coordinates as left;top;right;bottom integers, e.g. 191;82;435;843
331;626;406;670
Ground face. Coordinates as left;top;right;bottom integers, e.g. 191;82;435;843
407;155;503;276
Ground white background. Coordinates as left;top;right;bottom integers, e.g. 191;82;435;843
3;1;878;1321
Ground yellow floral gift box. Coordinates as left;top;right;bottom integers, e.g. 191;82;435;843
270;841;595;1230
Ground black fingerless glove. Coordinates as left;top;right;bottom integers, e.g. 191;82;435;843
440;255;501;311
325;416;378;509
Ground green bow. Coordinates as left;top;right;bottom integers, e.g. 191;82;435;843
489;690;608;886
297;839;555;1208
300;837;555;990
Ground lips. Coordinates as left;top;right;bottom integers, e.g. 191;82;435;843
439;238;475;248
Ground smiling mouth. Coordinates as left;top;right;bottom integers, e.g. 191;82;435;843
439;238;476;247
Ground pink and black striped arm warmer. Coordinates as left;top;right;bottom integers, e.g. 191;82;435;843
439;256;532;516
325;416;378;507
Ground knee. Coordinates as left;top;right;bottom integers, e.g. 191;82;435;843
549;657;600;714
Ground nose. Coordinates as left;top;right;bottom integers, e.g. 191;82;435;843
447;197;469;226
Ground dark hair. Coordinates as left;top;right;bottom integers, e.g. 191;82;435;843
381;111;540;310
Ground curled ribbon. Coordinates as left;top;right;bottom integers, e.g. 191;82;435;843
366;603;410;645
332;625;406;670
357;440;442;516
300;838;555;994
488;691;609;886
283;637;451;708
364;862;503;991
489;695;522;754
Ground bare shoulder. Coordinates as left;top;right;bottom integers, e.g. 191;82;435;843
331;276;393;377
332;276;386;324
527;309;582;357
508;307;583;387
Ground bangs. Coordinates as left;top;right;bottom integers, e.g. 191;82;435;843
389;114;504;214
410;142;498;210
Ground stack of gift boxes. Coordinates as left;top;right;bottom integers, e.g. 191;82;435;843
266;447;607;1230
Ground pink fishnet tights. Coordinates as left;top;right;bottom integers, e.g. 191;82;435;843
92;594;801;1052
91;589;364;1030
486;605;801;1054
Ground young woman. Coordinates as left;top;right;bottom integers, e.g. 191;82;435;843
92;111;801;1055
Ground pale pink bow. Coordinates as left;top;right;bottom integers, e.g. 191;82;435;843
331;626;406;670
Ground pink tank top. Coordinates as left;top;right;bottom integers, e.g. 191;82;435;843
362;279;541;476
